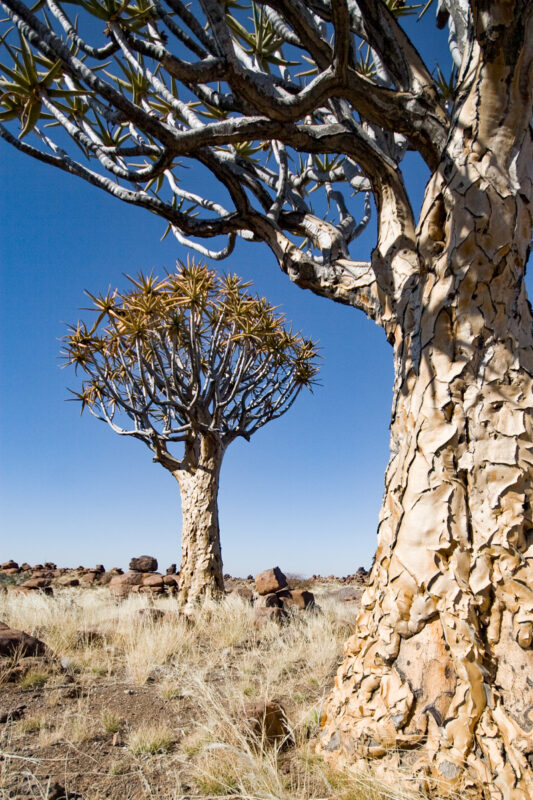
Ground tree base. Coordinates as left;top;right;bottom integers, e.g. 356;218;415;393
318;577;533;800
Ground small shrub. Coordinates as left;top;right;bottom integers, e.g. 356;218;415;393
19;671;48;690
101;710;122;734
127;724;174;756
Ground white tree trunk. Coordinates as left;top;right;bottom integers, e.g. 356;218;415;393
174;434;224;608
319;109;533;795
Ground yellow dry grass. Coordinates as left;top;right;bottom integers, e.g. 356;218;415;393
0;587;438;800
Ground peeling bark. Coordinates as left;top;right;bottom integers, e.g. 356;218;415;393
319;22;533;796
173;434;224;608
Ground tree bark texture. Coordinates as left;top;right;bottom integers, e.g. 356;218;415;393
319;18;533;798
174;434;224;608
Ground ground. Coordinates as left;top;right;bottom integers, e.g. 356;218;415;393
1;583;432;800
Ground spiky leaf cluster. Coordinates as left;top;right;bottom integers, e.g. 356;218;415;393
63;259;319;467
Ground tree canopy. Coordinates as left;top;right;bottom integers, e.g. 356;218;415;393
63;260;319;469
0;0;467;319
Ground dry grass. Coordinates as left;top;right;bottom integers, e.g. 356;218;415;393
0;587;432;800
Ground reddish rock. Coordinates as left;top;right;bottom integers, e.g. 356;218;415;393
2;568;19;575
256;593;284;608
139;584;164;594
141;574;164;587
95;564;105;573
229;586;254;603
163;574;179;586
166;564;177;575
79;572;98;586
1;560;19;571
129;555;158;573
254;606;287;626
20;563;31;571
0;622;48;657
243;700;292;745
44;562;57;570
109;572;144;587
55;575;80;588
255;567;288;596
285;589;315;610
21;577;51;590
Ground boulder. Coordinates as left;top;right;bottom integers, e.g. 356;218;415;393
163;574;179;586
95;564;105;573
44;562;57;570
109;572;144;587
166;564;177;575
141;574;164;587
229;586;254;603
2;568;20;575
0;622;48;657
20;577;52;590
55;575;80;588
256;593;284;608
255;567;288;596
129;555;158;573
243;700;292;745
285;589;315;610
79;572;98;586
20;563;32;571
1;560;19;571
254;606;287;626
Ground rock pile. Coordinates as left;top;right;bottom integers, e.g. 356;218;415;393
252;567;316;625
109;556;178;599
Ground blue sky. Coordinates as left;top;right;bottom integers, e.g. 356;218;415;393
1;9;513;577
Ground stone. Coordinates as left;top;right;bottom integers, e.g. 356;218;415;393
229;586;254;603
1;560;19;571
255;567;288;596
20;563;31;571
44;562;57;570
256;593;284;608
2;568;19;575
139;585;164;594
129;555;158;573
55;575;80;587
333;586;362;603
243;700;292;745
166;564;177;575
137;608;165;622
109;572;144;587
20;578;53;593
254;606;287;626
79;572;98;586
0;704;26;723
95;564;105;573
285;589;315;610
163;574;179;586
0;622;48;657
141;574;164;587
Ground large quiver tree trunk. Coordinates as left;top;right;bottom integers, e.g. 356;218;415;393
174;434;224;608
320;7;533;797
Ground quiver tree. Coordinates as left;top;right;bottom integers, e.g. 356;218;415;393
63;261;318;606
1;0;533;794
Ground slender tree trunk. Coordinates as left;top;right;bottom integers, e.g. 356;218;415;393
173;434;225;607
320;45;533;796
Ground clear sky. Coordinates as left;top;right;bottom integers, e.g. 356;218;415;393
2;10;526;577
